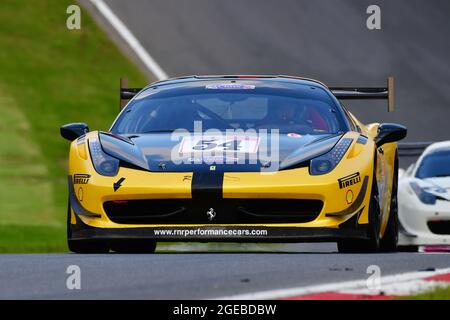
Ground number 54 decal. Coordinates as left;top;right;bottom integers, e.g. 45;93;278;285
179;135;259;154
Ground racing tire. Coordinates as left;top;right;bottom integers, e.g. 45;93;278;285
110;240;157;253
338;164;381;253
67;202;110;253
68;240;111;254
398;245;418;252
379;154;399;252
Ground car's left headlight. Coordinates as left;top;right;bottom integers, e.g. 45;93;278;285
409;182;437;205
88;135;120;176
310;138;353;175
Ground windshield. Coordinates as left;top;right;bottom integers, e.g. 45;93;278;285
111;82;347;135
416;150;450;178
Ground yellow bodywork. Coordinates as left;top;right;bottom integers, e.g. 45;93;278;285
68;124;398;240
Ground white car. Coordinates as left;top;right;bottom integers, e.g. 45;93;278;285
398;141;450;250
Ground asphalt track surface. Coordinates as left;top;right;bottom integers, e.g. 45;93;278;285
1;245;449;299
2;1;450;299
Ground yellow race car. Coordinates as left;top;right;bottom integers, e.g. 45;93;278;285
61;75;406;253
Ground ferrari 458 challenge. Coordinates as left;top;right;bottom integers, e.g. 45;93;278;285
398;141;450;249
61;75;406;253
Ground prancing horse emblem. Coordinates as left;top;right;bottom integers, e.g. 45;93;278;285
206;208;216;221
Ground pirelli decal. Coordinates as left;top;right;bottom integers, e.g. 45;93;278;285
73;174;90;185
338;172;361;189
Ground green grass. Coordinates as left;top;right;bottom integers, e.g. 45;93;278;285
0;0;147;252
401;286;450;300
0;225;66;253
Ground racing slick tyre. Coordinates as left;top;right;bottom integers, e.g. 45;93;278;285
338;165;381;253
68;240;110;254
398;245;419;252
380;155;399;252
110;240;157;253
67;202;110;253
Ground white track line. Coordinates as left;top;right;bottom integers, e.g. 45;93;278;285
89;0;168;80
215;267;450;300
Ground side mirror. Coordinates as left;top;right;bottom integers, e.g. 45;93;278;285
375;123;407;147
60;123;89;141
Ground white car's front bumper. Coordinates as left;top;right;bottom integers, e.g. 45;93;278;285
398;196;450;246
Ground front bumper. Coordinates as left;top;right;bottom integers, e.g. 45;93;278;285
68;166;373;242
70;212;369;242
398;197;450;245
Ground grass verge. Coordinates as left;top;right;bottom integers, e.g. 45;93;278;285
0;0;146;252
401;286;450;300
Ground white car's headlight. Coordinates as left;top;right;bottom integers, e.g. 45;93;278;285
410;182;437;205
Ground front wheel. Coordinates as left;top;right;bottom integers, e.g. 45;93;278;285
398;245;418;252
110;240;157;253
68;240;110;253
338;169;381;253
379;155;399;252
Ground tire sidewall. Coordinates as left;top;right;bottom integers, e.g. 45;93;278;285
368;173;381;250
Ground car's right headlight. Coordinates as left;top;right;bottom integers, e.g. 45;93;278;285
88;135;120;176
410;182;436;205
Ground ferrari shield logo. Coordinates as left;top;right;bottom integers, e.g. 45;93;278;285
206;208;216;221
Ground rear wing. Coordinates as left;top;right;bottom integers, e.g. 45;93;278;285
119;76;396;111
119;78;143;110
397;142;433;157
330;76;395;112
